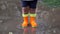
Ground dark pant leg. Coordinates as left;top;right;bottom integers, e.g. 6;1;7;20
21;1;29;14
29;1;37;14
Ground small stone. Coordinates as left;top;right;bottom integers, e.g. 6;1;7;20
53;30;56;33
1;5;6;10
9;32;13;34
0;20;3;23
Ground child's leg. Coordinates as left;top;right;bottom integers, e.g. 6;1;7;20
29;1;38;27
21;1;29;27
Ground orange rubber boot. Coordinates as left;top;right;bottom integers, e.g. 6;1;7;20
30;17;37;27
22;17;28;27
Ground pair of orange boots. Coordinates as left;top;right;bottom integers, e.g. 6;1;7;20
22;16;37;28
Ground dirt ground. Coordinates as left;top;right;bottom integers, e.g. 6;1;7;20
0;0;60;34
